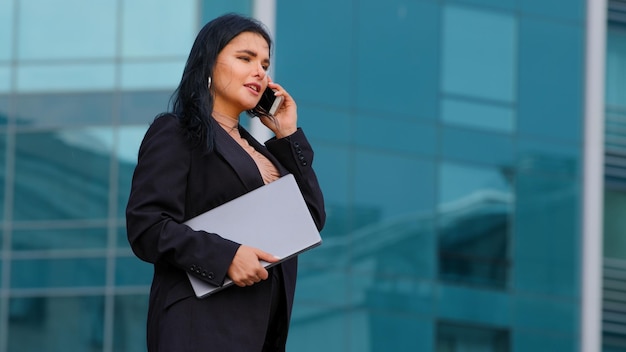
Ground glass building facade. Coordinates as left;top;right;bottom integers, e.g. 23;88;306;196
0;0;616;351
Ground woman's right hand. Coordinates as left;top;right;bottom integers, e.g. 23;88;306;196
227;245;279;287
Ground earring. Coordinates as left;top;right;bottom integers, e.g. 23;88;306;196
208;76;212;90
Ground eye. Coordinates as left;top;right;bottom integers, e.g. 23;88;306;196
262;65;269;71
238;56;251;62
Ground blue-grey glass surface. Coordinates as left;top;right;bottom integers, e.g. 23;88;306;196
0;131;6;222
117;125;147;218
0;0;12;62
120;91;172;124
447;0;515;11
121;0;196;58
442;98;515;134
442;5;516;103
356;0;441;119
355;113;437;156
116;255;153;286
121;62;185;91
18;1;116;60
352;312;432;352
441;127;515;167
514;173;580;298
11;257;106;288
607;25;626;108
604;190;626;260
16;93;114;127
437;284;510;325
17;63;116;93
520;0;584;22
277;0;353;109
8;296;105;351
201;0;251;23
438;162;512;288
0;65;10;93
113;295;149;352
13;129;112;221
518;18;584;142
12;227;107;250
437;322;509;352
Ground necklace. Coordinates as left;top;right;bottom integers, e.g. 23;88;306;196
212;111;239;133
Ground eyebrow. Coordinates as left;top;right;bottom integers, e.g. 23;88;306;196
236;49;270;64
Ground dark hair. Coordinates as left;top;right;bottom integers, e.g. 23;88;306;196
170;13;272;152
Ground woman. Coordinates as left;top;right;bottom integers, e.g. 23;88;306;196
125;13;325;351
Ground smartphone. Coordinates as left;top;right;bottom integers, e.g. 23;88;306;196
255;87;284;116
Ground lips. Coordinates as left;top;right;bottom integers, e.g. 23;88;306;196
244;83;261;94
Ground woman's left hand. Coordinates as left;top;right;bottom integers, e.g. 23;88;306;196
260;80;297;139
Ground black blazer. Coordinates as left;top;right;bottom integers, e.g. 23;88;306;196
126;114;325;351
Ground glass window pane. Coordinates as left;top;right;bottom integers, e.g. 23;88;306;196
604;190;626;260
438;162;512;288
520;0;584;22
437;322;510;352
514;173;580;297
117;125;148;219
122;0;196;58
13;128;113;221
442;5;516;103
121;61;185;90
518;18;583;142
115;256;153;286
0;132;5;221
278;1;354;110
607;25;626;109
0;0;12;61
113;294;148;352
0;65;10;93
12;227;108;251
11;257;106;288
356;0;441;118
355;114;437;156
353;152;436;278
16;92;113;128
442;98;515;134
8;296;105;351
17;63;116;93
18;0;116;60
441;127;515;166
202;0;251;23
120;90;171;124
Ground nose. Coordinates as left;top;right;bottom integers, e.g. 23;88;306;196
254;62;266;79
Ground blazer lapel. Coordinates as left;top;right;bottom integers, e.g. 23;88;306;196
213;124;265;191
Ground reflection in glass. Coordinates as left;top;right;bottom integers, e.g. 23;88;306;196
438;163;513;288
120;91;172;124
442;5;516;103
11;257;106;289
16;92;113;127
0;0;12;61
13;128;113;221
17;63;116;93
437;322;509;352
13;227;107;251
607;25;626;109
121;61;185;91
0;65;10;93
117;125;148;219
122;0;196;58
18;1;116;60
115;255;153;286
113;295;149;352
8;295;105;351
442;98;514;134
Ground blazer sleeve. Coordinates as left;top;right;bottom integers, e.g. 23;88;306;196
125;115;240;287
265;128;326;231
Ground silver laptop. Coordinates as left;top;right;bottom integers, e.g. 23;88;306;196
184;174;322;298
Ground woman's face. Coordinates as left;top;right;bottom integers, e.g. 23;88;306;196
211;31;270;117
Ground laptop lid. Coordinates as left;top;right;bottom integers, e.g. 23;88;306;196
184;174;322;298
